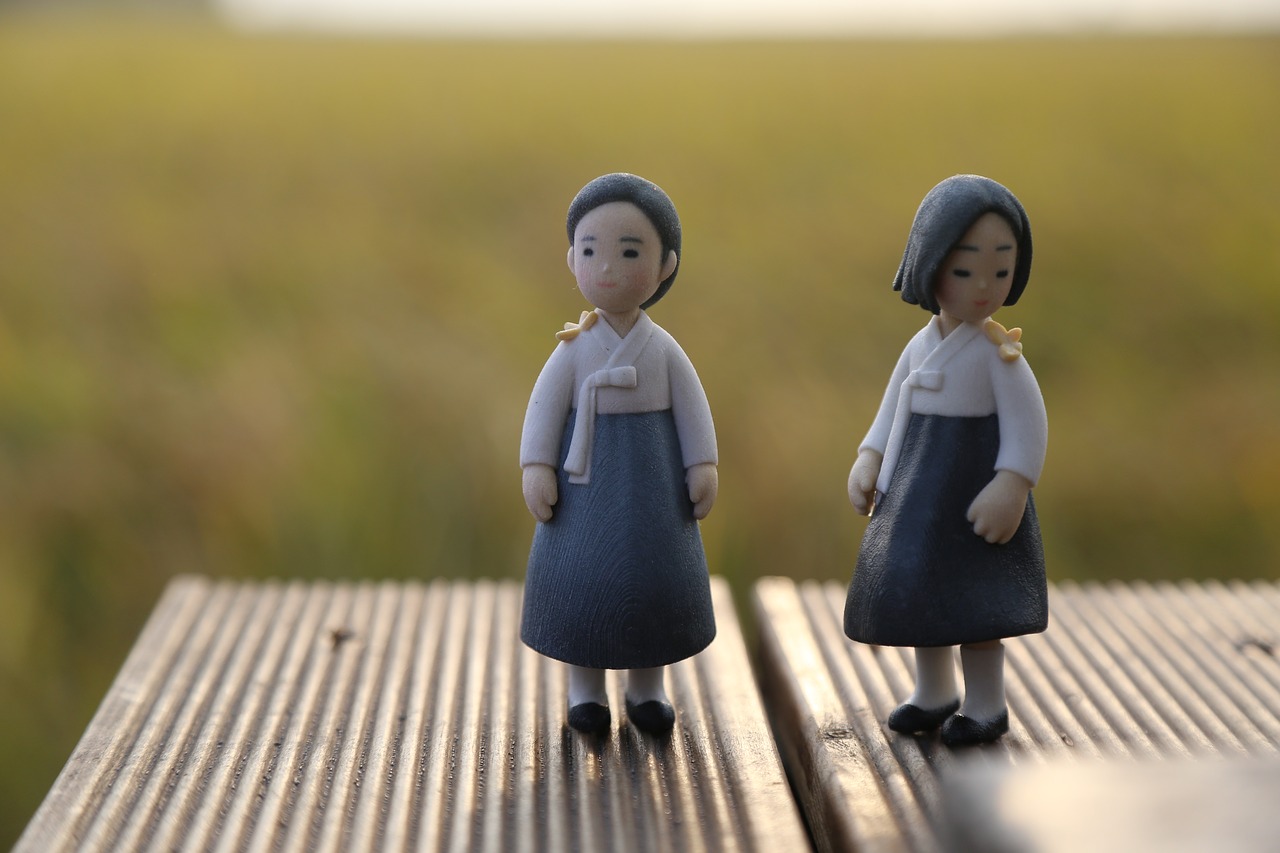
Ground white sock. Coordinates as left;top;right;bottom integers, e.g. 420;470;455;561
906;646;959;710
625;666;668;705
959;643;1006;721
568;665;607;708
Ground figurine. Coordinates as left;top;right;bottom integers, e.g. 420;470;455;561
844;175;1048;747
519;173;718;735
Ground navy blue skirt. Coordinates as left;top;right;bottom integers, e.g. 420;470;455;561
521;409;716;669
844;413;1048;647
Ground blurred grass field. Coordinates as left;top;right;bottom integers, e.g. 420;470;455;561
1;13;1278;843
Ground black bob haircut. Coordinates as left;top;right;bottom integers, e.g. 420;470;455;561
893;175;1033;315
566;173;682;310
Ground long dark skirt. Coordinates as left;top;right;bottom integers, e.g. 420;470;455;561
521;409;716;669
844;413;1048;648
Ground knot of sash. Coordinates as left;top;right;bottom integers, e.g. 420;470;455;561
908;369;944;392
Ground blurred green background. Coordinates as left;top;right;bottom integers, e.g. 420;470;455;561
1;7;1278;844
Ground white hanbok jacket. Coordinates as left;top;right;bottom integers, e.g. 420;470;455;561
520;310;717;485
861;316;1047;496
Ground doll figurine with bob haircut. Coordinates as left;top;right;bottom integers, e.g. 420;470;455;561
520;173;718;736
845;175;1048;746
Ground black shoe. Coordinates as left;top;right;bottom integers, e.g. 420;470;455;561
568;702;611;735
625;698;676;733
887;699;960;733
941;711;1009;746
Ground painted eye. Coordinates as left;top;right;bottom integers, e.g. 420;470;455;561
952;269;971;278
623;249;639;258
582;247;594;257
996;270;1010;278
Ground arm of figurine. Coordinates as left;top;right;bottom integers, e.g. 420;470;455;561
848;449;883;516
686;462;718;520
522;463;558;522
667;337;718;520
966;469;1033;544
520;343;576;523
848;339;911;516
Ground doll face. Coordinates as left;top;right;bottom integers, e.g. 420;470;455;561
568;201;677;315
935;211;1017;325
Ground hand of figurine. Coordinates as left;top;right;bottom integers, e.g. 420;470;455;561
848;449;883;516
967;470;1033;544
522;464;558;522
686;462;718;520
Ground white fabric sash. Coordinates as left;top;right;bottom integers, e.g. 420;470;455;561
877;321;984;496
563;315;655;484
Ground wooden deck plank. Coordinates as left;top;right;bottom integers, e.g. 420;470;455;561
753;577;1280;853
18;576;808;853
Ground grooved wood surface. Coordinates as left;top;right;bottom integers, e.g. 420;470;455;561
19;576;807;852
753;577;1280;853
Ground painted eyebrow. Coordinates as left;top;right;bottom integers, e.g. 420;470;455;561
954;243;1015;252
620;236;644;244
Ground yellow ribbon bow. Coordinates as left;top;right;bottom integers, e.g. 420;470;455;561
983;318;1024;362
555;309;599;342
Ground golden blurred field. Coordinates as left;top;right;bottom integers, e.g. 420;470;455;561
0;14;1278;843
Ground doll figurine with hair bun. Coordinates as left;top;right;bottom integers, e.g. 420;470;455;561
845;175;1048;747
519;173;718;736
